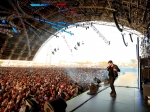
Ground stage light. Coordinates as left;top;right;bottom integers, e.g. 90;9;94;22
1;20;6;24
77;42;80;46
30;4;50;7
52;26;74;35
56;3;66;7
52;26;59;30
74;46;77;50
12;27;18;34
34;18;40;21
34;18;72;34
57;22;67;25
40;19;45;22
29;28;33;32
62;30;74;35
45;21;56;25
59;9;67;12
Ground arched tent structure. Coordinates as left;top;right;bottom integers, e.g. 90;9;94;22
0;0;149;60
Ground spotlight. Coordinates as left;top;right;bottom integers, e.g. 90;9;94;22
74;46;77;50
12;27;18;34
77;42;80;46
1;20;6;24
30;4;50;7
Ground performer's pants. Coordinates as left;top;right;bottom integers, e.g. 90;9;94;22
109;76;116;93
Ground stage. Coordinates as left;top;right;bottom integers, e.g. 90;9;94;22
66;74;150;112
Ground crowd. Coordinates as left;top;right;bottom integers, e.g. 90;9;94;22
0;66;107;112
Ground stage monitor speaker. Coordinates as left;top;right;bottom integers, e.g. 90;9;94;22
44;97;67;112
87;83;99;95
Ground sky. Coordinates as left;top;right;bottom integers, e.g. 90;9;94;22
33;21;142;64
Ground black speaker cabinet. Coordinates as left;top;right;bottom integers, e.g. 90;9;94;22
44;97;67;112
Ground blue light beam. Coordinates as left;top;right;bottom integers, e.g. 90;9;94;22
2;20;6;24
57;22;67;25
30;4;50;7
12;27;18;34
34;18;68;29
52;26;74;35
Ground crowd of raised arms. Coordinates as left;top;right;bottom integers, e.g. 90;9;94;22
0;66;106;112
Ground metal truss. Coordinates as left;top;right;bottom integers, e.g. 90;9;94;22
90;24;110;45
60;33;73;56
46;45;52;65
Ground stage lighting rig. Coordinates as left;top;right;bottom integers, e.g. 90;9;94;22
51;47;59;55
78;11;102;17
73;41;84;51
30;0;79;8
77;42;80;46
52;51;55;55
74;46;78;50
34;18;73;35
52;26;74;35
60;33;73;56
91;24;110;45
75;23;89;30
30;3;50;7
30;0;50;7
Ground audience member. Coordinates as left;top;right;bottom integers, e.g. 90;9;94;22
0;66;106;112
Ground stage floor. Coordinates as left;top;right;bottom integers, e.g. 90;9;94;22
66;74;150;112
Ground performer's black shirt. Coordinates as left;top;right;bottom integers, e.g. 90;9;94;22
109;67;114;77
